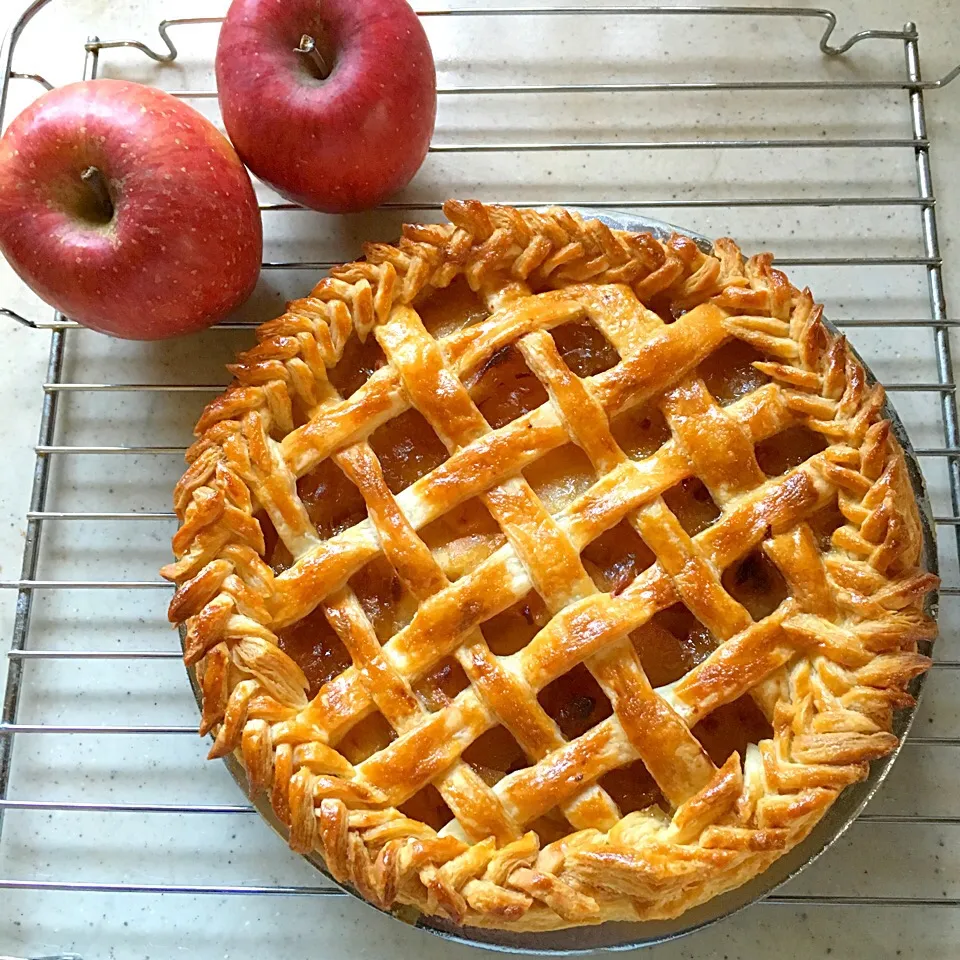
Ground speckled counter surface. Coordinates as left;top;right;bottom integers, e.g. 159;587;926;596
2;1;960;957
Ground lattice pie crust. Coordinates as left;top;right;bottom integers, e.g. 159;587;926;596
162;201;937;931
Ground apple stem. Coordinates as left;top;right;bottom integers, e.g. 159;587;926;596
296;34;330;80
80;166;114;222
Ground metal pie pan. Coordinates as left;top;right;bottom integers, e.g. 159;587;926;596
180;208;938;953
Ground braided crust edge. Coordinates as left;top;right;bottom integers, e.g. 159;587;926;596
162;201;938;931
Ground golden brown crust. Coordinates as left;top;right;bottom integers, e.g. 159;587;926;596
162;200;937;931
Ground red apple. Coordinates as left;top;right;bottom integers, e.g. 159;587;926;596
0;79;262;339
216;0;436;213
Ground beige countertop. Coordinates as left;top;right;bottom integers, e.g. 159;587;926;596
1;1;960;957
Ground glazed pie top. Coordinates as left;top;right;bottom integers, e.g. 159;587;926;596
162;201;937;931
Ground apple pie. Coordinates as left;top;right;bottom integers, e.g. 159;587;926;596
161;201;937;931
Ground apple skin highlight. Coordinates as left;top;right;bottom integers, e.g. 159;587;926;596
0;79;262;340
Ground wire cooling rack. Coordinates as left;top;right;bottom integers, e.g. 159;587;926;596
2;3;960;957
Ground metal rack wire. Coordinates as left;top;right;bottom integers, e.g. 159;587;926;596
2;1;960;951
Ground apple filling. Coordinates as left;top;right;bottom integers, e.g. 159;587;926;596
258;276;837;836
